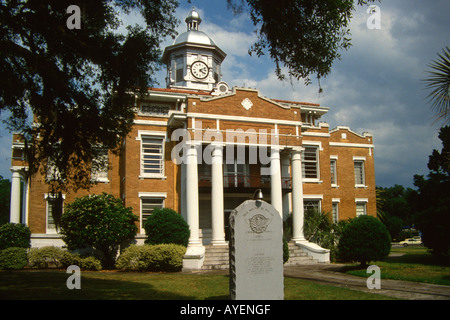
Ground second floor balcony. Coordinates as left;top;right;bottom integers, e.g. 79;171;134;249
198;173;292;191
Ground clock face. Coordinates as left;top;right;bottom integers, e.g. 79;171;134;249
191;61;209;79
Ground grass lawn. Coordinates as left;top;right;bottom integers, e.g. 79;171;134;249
344;246;450;286
0;270;395;300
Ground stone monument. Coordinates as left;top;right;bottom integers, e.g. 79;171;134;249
229;199;284;300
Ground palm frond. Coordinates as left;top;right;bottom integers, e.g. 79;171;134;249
423;47;450;124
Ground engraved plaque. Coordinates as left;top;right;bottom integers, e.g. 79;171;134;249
229;200;284;300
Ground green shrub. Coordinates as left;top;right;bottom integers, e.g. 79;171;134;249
0;223;31;250
27;246;102;270
60;193;138;269
143;208;190;247
283;238;289;264
0;247;28;270
28;246;66;268
338;215;391;266
116;244;186;272
78;256;102;271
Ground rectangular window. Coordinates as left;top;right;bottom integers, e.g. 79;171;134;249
354;160;365;186
91;149;109;182
356;202;367;216
332;202;339;223
45;194;64;234
304;200;321;213
330;159;337;186
302;146;319;179
141;136;164;177
140;197;165;232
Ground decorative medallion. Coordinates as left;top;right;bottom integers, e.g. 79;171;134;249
248;214;270;234
241;98;253;110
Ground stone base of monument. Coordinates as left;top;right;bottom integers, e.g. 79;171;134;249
182;245;205;272
293;240;330;263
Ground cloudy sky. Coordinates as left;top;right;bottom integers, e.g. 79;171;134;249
1;0;449;189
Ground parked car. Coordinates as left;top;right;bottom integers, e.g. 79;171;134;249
399;237;422;247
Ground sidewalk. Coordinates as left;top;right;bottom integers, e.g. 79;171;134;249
283;264;450;300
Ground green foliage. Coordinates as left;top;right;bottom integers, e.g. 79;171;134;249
60;193;138;268
27;246;102;270
1;0;179;192
227;0;379;85
28;246;67;269
423;47;450;124
0;223;31;250
412;126;450;257
115;244;186;272
143;208;190;247
282;238;289;264
303;209;334;247
0;176;10;225
338;215;391;266
0;247;28;270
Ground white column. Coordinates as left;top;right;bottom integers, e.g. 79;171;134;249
9;169;22;224
291;148;306;242
281;154;291;221
186;145;201;246
270;147;283;217
180;163;187;221
211;145;226;245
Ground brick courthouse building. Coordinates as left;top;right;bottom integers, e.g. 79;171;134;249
9;8;376;269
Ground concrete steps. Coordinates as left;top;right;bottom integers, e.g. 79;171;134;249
201;241;318;270
284;241;318;266
202;244;230;270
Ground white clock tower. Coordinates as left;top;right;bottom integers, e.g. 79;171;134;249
162;8;227;92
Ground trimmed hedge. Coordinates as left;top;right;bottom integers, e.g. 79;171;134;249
28;246;102;271
338;215;391;266
143;208;190;247
115;244;186;272
0;223;31;250
0;247;28;270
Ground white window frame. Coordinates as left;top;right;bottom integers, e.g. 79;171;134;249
353;156;366;188
330;156;338;187
139;192;167;234
303;195;323;213
355;198;368;216
44;193;65;234
332;199;340;223
302;143;321;183
137;131;167;179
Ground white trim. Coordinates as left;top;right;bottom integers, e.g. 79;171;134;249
187;112;302;126
353;156;367;161
330;142;374;149
138;192;167;198
136;130;168;140
134;119;168;126
355;198;369;203
303;131;330;137
302;140;323;151
304;194;324;200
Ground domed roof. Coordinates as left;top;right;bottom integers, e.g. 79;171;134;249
173;30;216;46
172;7;215;46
